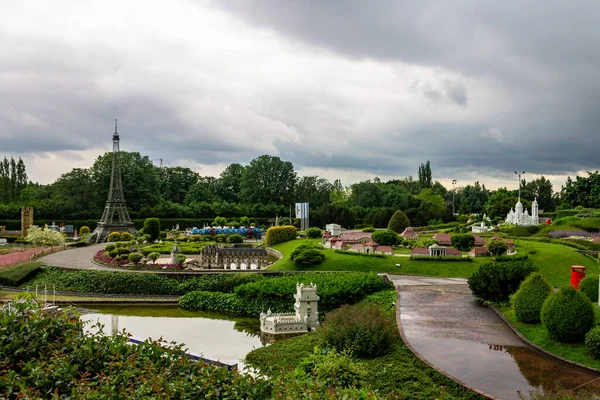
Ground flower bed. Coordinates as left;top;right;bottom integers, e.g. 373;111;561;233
92;249;183;270
0;248;45;269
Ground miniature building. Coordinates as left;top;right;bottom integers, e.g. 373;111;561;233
469;247;490;257
432;233;452;246
411;246;462;257
325;223;342;237
400;227;419;241
349;242;393;255
324;231;371;248
21;207;34;236
199;244;267;269
428;244;447;257
411;248;430;256
505;239;515;254
473;235;486;247
505;198;539;226
445;248;463;257
260;283;320;335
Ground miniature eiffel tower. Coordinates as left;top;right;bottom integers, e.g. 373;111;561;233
90;120;137;243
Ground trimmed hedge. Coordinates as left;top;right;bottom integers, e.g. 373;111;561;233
451;234;475;251
410;256;472;262
387;211;410;234
541;285;595;342
513;272;552;324
265;225;297;246
0;262;44;286
335;250;386;258
468;260;538;303
179;291;288;316
305;227;322;239
371;230;399;246
579;275;599;303
585;326;600;360
293;249;325;266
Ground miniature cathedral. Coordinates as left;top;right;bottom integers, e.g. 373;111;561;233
260;283;320;335
505;198;539;226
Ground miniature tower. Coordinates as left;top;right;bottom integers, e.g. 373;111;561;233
294;283;320;329
532;198;539;225
90;120;137;243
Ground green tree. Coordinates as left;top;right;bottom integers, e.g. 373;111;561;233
143;218;161;241
372;229;399;246
217;163;245;203
158;167;199;204
294;176;333;208
521;176;555;211
560;171;600;209
387;210;410;233
240;155;296;205
50;168;96;219
329;179;348;203
185;176;220;204
418;161;432;189
348;180;384;208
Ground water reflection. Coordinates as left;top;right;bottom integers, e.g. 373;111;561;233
80;305;264;365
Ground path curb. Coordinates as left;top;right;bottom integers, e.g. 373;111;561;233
394;285;497;400
489;305;600;375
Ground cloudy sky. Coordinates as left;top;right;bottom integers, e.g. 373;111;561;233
2;1;599;190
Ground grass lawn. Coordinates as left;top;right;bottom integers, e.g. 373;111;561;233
501;306;600;370
269;239;599;285
245;290;484;400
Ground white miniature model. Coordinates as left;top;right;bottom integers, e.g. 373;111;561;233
325;223;342;236
505;198;539;226
260;283;320;335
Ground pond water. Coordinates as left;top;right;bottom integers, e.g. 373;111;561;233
80;305;264;365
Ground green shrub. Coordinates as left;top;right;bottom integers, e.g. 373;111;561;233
291;243;322;260
114;255;122;261
179;291;287;316
128;252;143;266
487;239;508;256
410;256;472;262
468;260;538;302
117;248;131;256
334;250;386;258
120;232;133;242
265;225;297;246
176;254;187;264
361;227;375;232
387;210;410;233
371;229;398;246
585;326;600;359
0;262;43;286
214;234;227;243
104;243;116;252
541;285;595;342
305;227;322;238
147;252;160;264
293;249;325;266
579;275;599;303
227;234;244;244
451;234;475;251
212;216;227;226
240;216;250;226
294;348;366;389
513;273;552;324
318;302;397;358
107;232;121;242
79;226;90;235
108;250;118;258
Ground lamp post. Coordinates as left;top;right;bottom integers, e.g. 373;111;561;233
452;179;457;216
514;171;525;202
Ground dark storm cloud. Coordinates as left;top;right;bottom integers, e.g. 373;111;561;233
217;0;600;177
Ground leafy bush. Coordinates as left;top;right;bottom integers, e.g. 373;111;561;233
371;229;399;246
293;249;325;266
142;218;161;241
179;290;287;316
227;234;244;244
294;348;366;389
585;326;600;359
176;254;187;264
108;250;118;258
410;256;472;262
265;225;297;246
541;285;595;342
579;275;599;303
214;234;227;243
513;273;552;323
305;227;322;238
128;252;143;266
451;234;475;251
104;243;116;252
0;262;43;286
335;250;386;258
147;251;160;264
120;232;133;242
487;239;508;256
361;227;375;232
79;226;90;235
213;216;227;226
107;232;121;242
387;210;410;233
318;302;398;358
468;260;538;302
117;248;131;256
240;216;250;226
291;243;322;260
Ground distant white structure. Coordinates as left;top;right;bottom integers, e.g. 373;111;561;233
325;223;342;237
505;198;539;226
472;214;492;233
260;283;319;335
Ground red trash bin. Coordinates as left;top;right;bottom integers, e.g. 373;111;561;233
570;265;586;289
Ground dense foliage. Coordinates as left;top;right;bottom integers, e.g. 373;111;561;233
305;227;322;238
226;234;244;244
487;239;508;256
0;262;43;286
387;210;410;233
293;248;325;266
579;275;599;302
143;217;161;241
541;285;595;342
467;260;538;302
319;302;398;358
265;225;297;245
335;250;386;258
585;326;600;360
294;348;367;389
512;272;552;324
371;229;399;246
451;234;475;251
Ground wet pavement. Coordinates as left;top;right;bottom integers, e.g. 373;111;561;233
389;275;600;400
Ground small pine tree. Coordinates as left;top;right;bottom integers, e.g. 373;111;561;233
387;210;410;233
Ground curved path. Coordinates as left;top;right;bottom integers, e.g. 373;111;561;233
38;244;120;271
390;275;600;400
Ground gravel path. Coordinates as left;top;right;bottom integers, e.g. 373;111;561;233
38;244;118;271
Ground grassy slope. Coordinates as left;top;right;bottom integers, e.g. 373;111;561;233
501;306;600;370
269;239;598;286
246;290;483;400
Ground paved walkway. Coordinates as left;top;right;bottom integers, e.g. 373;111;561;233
389;275;600;400
38;244;118;271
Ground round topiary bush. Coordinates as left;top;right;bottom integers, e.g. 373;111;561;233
579;275;599;303
108;250;118;258
387;210;410;233
371;229;399;246
305;227;323;239
128;252;143;266
104;243;116;252
513;272;552;323
107;232;121;242
293;249;325;266
226;234;244;244
143;218;161;241
586;326;600;359
319;302;397;358
79;226;91;235
362;227;375;233
487;239;508;256
541;285;595;342
468;260;538;303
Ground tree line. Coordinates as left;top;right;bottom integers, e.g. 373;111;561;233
0;152;598;228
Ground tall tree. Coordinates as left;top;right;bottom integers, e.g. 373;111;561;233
294;176;333;208
240;155;296;205
561;171;600;208
521;176;555;211
348;180;384;208
185;176;220;204
329;179;348;203
51;168;96;218
9;157;17;202
418;161;432;189
217;163;244;203
158;166;199;204
16;158;27;199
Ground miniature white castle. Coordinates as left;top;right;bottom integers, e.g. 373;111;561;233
505;198;539;226
472;213;492;233
260;283;319;335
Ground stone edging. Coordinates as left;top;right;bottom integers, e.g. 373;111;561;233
488;305;600;375
394;285;497;400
